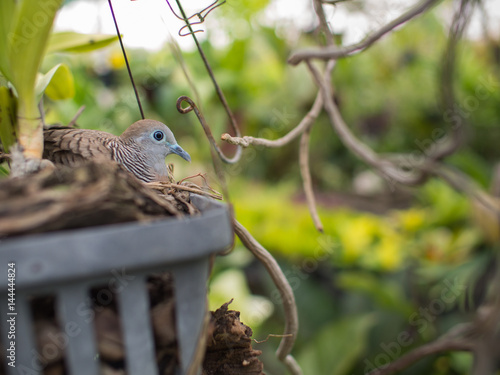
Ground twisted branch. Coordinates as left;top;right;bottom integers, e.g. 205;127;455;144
174;1;499;374
299;120;323;232
221;92;323;148
176;96;234;223
234;221;302;375
166;0;225;37
222;60;335;232
288;0;441;65
367;323;474;375
306;60;428;186
434;0;479;160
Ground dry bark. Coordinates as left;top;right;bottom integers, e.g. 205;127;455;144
0;161;195;238
203;301;264;375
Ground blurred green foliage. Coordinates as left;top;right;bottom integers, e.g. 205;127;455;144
3;0;499;374
232;178;479;269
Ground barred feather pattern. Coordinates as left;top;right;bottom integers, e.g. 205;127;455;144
44;128;158;183
43;128;115;165
110;139;157;183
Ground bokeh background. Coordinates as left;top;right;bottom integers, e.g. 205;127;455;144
27;0;500;373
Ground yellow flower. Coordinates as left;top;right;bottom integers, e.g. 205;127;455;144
339;216;378;263
397;208;426;232
109;50;126;70
376;234;403;270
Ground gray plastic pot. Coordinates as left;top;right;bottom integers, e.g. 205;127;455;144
0;194;233;375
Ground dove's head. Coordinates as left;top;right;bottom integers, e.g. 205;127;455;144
120;119;191;162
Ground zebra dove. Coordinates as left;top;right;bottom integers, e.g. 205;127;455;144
43;119;191;182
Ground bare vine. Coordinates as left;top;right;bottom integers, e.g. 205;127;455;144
175;94;303;374
288;0;441;65
167;0;500;373
166;0;226;37
216;0;500;373
169;2;306;372
366;323;475;375
234;221;302;375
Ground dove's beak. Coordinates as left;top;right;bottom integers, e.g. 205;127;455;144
170;144;191;162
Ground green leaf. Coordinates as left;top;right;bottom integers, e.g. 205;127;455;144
35;64;61;97
0;0;17;81
337;272;414;316
220;39;248;71
0;164;10;176
449;352;473;373
298;314;376;375
36;63;75;100
8;0;65;99
0;86;18;153
46;31;119;54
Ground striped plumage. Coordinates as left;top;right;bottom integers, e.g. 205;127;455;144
43;119;191;182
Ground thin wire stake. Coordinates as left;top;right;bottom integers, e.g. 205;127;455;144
173;0;242;164
108;0;145;120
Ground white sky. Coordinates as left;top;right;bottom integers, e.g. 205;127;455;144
54;0;500;52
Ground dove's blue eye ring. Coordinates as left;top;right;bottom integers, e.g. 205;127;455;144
153;131;164;141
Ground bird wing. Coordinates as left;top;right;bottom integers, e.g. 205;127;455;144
43;127;115;166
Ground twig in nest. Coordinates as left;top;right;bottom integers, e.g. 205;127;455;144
234;220;302;375
177;172;222;198
177;172;206;185
67;106;86;128
147;181;223;201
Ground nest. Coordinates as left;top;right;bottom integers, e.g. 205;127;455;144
0;162;263;375
0;161;220;238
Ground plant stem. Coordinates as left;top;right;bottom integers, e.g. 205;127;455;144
17;96;43;159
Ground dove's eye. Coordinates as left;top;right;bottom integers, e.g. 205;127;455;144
153;131;164;141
